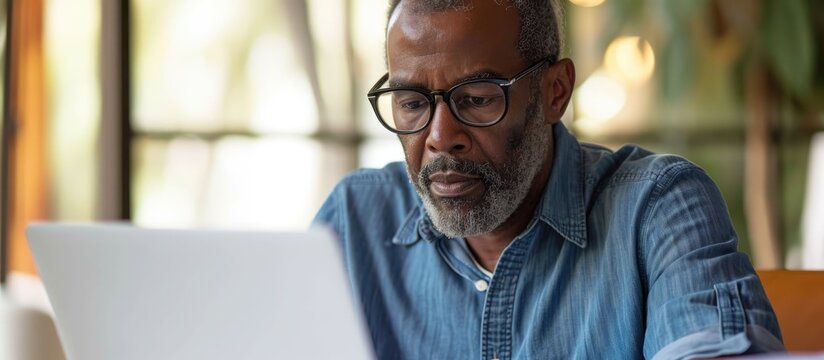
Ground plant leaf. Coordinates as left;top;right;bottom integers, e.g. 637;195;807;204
762;0;815;98
659;30;695;102
598;0;646;49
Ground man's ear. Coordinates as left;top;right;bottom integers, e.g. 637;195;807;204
541;59;576;124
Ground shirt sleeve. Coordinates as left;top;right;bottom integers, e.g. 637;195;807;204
639;162;784;359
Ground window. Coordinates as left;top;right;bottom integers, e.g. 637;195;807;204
130;0;403;230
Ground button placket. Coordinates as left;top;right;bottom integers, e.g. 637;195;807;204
479;230;537;360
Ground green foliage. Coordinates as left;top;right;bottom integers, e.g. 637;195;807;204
654;0;708;101
761;0;816;99
656;0;708;26
599;0;644;48
601;0;821;104
658;29;693;102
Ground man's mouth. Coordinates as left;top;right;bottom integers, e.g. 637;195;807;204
428;171;483;198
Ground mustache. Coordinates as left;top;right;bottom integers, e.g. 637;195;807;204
418;156;494;187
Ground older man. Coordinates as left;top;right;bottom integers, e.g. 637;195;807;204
313;0;783;358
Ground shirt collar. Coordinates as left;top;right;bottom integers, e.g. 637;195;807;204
536;123;588;248
393;206;424;245
392;122;588;248
392;205;444;246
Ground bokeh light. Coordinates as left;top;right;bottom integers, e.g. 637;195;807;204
576;69;627;121
569;0;606;7
604;36;656;85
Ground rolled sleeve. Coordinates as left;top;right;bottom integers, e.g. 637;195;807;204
652;325;784;360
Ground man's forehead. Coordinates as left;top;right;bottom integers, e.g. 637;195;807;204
385;0;523;85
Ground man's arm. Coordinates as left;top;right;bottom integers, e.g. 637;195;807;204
639;163;784;359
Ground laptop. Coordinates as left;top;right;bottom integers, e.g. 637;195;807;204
26;223;375;360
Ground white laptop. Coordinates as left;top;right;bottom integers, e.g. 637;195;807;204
26;223;375;360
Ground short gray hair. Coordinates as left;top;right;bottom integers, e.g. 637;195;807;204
386;0;565;64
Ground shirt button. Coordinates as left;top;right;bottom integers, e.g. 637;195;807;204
474;279;489;292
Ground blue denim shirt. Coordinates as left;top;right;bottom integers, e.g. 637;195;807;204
313;123;783;359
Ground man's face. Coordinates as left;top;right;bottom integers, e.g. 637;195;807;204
386;1;554;238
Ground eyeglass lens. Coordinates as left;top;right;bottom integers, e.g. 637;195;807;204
376;81;507;132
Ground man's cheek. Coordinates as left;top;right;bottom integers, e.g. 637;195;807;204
399;136;423;166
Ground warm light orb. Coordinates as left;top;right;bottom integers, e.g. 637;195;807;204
575;70;627;122
604;36;656;85
569;0;606;7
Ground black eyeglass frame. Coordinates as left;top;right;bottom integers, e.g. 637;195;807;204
367;58;552;134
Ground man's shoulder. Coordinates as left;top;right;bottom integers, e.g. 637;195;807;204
315;161;420;240
327;161;419;207
580;142;705;190
336;161;411;188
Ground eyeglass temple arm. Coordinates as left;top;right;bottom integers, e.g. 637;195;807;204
507;58;551;85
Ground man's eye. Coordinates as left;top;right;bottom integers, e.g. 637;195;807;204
470;96;491;106
459;95;497;107
398;100;425;110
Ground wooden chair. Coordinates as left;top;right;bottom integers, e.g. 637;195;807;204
757;270;824;351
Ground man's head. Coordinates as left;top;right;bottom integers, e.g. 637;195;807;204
386;0;566;65
382;0;574;238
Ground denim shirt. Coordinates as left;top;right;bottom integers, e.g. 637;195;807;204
313;123;783;359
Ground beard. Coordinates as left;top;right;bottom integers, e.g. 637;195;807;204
407;94;552;238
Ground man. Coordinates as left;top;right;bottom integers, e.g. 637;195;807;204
313;0;784;358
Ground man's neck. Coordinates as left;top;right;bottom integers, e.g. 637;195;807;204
466;191;540;271
464;145;554;273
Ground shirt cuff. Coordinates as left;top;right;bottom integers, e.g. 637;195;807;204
652;325;785;360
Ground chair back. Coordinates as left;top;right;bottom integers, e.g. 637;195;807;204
757;270;824;351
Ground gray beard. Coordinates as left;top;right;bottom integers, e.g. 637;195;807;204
408;98;551;238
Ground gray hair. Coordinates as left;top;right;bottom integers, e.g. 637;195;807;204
386;0;565;64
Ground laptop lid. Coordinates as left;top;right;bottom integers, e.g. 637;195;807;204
26;223;374;360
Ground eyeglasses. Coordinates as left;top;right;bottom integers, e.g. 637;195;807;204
367;58;550;134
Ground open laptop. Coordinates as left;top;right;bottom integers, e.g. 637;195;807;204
26;223;375;360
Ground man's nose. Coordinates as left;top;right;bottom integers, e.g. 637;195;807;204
425;100;471;155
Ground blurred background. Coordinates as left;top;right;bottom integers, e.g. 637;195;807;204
0;0;822;358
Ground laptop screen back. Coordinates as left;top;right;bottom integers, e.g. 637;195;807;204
27;223;374;360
